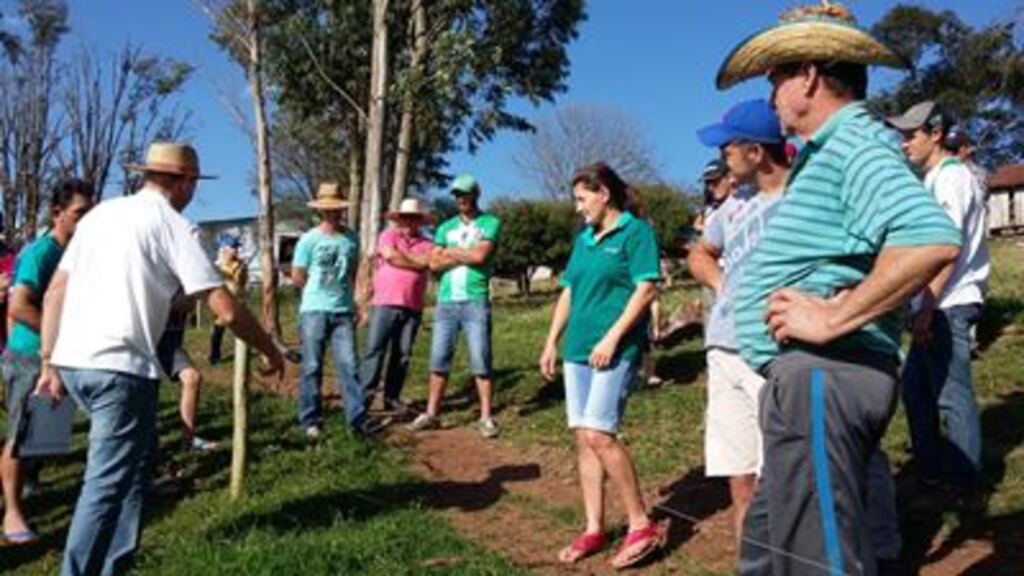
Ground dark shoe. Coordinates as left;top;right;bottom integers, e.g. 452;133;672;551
908;481;947;514
353;416;390;438
876;557;905;576
384;398;413;416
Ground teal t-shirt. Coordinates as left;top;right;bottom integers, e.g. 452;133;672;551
560;212;661;364
435;213;501;302
8;234;63;355
293;227;360;314
734;103;962;371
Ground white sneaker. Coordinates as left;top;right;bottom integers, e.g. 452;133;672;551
406;413;439;432
477;417;499;439
305;425;323;439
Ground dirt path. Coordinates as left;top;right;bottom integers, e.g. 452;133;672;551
399;427;1019;576
402;427;737;575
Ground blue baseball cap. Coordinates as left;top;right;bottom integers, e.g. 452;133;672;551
218;233;241;249
697;99;784;148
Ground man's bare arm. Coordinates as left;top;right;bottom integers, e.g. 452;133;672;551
766;244;960;345
8;285;41;332
687;240;724;295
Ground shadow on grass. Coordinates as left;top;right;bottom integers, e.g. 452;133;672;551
207;463;541;539
897;391;1024;574
650;466;730;553
976;296;1024;352
959;510;1024;575
653;348;706;386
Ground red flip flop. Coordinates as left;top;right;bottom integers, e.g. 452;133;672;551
558;531;608;564
610;522;664;570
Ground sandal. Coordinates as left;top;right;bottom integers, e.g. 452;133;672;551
610;522;664;570
2;529;39;546
558;531;608;564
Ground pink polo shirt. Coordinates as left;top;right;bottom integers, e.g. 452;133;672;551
371;227;434;311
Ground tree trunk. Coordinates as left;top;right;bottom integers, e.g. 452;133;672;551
360;0;390;254
347;130;363;232
389;0;426;211
229;338;250;500
247;0;281;338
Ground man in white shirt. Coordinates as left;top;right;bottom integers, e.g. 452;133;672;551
889;101;991;508
34;142;284;576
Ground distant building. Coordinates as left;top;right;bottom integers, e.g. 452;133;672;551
196;214;308;285
986;164;1024;235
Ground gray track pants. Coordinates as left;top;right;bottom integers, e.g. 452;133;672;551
739;348;899;576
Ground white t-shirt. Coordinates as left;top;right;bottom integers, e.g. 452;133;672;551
52;187;224;379
925;157;990;309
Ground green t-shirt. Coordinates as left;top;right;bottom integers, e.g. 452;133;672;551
560;212;661;364
8;233;63;355
435;213;501;302
293;227;360;314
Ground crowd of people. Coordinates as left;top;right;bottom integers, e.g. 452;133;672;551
0;2;1003;575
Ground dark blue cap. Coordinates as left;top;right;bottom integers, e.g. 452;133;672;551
697;99;784;148
218;233;241;249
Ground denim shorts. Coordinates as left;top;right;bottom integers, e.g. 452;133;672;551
3;349;41;445
429;301;493;376
563;359;638;434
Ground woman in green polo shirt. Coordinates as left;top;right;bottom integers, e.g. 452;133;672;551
539;162;663;569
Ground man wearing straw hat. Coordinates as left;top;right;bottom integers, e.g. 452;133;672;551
33;142;285;576
717;3;962;574
292;182;384;439
359;198;435;416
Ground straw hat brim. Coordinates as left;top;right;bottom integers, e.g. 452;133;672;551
716;21;907;90
307;198;351;210
123;162;217;180
384;210;435;223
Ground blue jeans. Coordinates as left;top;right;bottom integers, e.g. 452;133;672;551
299;311;366;428
60;368;159;576
901;303;983;490
429;301;492;376
359;306;422;403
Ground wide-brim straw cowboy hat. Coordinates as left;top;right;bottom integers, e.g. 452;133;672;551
307;182;351;211
715;1;906;90
385;198;436;223
123;142;217;179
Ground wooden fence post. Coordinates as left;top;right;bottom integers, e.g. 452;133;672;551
229;337;250;500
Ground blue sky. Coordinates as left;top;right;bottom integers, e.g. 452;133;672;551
32;0;1024;221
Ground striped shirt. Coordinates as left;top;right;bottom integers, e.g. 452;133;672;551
734;103;961;372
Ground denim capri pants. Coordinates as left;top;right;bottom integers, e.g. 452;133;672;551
563;358;638;434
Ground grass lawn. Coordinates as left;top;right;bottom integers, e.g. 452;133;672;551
3;239;1024;574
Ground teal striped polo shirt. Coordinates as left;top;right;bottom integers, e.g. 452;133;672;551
734;103;961;372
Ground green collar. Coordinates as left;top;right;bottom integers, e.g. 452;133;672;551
789;102;865;184
582;211;635;247
808;101;864;148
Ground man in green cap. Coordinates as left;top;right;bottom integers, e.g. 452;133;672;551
407;175;502;438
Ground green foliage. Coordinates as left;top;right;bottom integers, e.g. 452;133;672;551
869;4;1024;167
228;0;586;194
635;183;696;257
489;198;576;287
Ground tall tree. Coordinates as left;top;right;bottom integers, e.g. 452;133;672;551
388;0;426;211
60;43;193;198
199;0;282;338
0;0;67;242
255;0;586;253
870;5;1024;167
515;104;662;199
360;0;390;252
